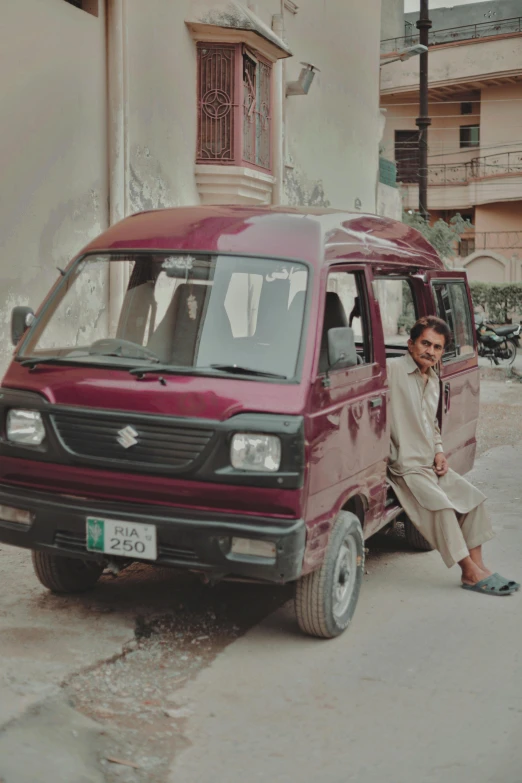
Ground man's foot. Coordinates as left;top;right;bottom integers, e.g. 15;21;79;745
461;562;492;587
462;573;519;596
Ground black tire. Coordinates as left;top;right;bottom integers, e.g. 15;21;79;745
505;339;517;366
32;550;104;594
295;511;364;639
403;516;434;552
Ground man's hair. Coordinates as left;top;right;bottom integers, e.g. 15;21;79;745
410;315;452;347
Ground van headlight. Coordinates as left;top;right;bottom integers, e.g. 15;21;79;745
230;433;281;473
6;409;46;446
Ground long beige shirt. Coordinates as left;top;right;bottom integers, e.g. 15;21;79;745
387;353;485;514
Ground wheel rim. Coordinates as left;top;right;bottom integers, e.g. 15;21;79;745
332;533;358;620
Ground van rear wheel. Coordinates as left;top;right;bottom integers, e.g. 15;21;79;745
32;551;104;593
295;511;364;639
403;517;435;552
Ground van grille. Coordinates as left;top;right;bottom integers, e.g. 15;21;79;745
51;411;214;472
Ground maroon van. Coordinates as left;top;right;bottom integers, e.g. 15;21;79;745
0;207;479;637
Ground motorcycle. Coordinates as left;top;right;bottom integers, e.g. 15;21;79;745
474;312;520;365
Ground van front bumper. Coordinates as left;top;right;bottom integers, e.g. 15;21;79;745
0;484;306;584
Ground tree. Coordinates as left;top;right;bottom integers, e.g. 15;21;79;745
402;211;473;267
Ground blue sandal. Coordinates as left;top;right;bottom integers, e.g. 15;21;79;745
462;573;519;596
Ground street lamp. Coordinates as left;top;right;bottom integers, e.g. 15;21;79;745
417;0;432;220
380;43;428;66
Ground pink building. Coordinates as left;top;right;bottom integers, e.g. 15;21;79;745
380;3;522;283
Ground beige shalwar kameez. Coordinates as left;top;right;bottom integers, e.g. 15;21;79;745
387;353;494;568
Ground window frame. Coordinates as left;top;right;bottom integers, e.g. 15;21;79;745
16;251;313;385
431;279;476;363
372;275;419;355
459;124;480;149
318;268;373;377
196;42;273;173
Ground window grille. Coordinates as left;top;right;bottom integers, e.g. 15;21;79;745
197;43;272;172
197;44;236;163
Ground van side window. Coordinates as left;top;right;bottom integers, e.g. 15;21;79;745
319;272;371;373
432;281;475;360
372;278;418;357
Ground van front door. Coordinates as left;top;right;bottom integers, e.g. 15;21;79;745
427;271;479;474
306;267;389;565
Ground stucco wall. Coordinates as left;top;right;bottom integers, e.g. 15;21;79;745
0;0;384;375
381;36;522;94
126;0;382;213
480;83;522;149
0;0;109;373
381;0;405;41
279;0;382;212
125;0;201;213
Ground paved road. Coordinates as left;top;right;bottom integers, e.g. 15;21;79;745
1;384;521;783
168;443;522;783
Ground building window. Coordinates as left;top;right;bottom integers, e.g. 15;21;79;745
460;125;480;148
63;0;98;15
460;238;475;257
197;43;272;171
461;102;474;115
394;130;419;184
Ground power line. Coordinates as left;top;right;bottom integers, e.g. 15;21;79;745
387;142;522;158
381;98;522;106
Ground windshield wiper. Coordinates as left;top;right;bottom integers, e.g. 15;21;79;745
19;356;81;369
129;364;204;377
210;364;287;379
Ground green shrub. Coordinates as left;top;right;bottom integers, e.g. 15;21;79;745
469;282;522;323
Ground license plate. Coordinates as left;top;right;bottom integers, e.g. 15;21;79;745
86;517;157;560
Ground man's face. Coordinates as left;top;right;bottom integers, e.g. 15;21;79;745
408;327;445;373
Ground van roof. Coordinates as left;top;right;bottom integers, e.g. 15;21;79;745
84;206;443;271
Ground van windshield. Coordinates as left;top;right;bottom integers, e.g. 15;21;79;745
19;253;309;380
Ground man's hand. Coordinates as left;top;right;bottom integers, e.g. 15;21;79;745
434;452;449;477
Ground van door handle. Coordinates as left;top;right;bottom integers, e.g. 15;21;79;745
369;396;383;409
444;382;451;413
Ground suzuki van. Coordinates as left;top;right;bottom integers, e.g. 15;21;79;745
0;207;479;638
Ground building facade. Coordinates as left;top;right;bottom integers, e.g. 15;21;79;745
0;0;384;373
380;0;522;283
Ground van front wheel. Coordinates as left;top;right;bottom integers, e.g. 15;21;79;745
295;511;364;639
32;551;104;594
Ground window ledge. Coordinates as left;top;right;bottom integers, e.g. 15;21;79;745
186;1;292;61
195;164;275;205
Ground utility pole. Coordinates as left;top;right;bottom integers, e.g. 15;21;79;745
416;0;432;220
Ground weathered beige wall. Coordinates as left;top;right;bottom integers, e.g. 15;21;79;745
476;202;522;234
125;0;200;212
380;0;405;43
381;36;522;94
1;0;384;375
126;0;383;212
480;83;522;150
278;0;382;212
0;0;109;373
381;99;482;167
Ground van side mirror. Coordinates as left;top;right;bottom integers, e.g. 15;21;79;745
327;326;358;369
11;306;35;346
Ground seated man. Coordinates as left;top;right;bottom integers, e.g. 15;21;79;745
387;315;519;596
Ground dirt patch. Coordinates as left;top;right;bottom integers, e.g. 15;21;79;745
66;569;292;783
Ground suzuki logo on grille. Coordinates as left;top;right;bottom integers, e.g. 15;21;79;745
117;425;139;449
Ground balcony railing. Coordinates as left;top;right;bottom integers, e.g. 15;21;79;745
397;150;522;185
381;16;522;55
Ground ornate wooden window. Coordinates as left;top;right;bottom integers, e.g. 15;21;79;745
197;43;272;172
